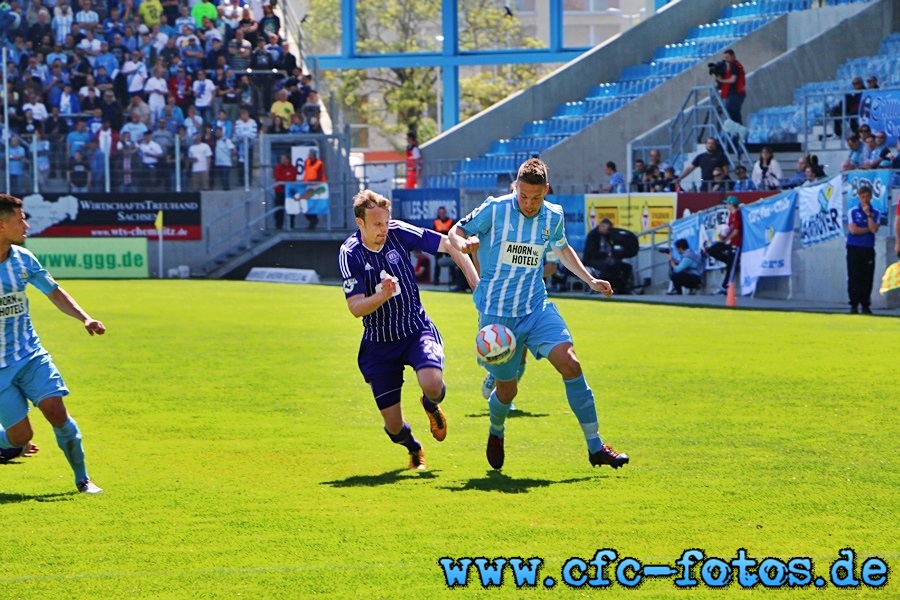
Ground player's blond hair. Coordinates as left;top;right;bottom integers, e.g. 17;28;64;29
353;190;392;220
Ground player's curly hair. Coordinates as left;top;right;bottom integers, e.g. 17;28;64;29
0;194;23;219
517;158;548;186
353;189;392;220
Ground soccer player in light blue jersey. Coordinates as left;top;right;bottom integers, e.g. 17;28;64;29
448;158;629;471
0;194;106;493
340;190;478;471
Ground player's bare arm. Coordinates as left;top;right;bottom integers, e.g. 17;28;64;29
447;223;480;255
47;288;106;335
438;236;480;290
345;281;396;319
556;245;613;297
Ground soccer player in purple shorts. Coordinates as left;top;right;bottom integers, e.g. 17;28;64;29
339;190;478;471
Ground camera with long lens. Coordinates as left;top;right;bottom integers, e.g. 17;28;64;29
708;60;727;87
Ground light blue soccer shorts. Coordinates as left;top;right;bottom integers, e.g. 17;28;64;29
478;300;573;382
0;350;69;428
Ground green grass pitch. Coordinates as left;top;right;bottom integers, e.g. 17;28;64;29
1;280;896;598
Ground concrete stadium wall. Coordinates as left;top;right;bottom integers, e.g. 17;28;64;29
639;231;898;309
148;191;265;278
544;18;790;191
421;0;738;164
220;239;346;280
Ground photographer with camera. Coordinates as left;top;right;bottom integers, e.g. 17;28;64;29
713;49;746;125
663;238;704;295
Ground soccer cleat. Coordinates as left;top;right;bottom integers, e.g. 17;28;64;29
589;445;629;469
481;373;496;400
408;448;427;471
77;479;103;494
486;433;505;470
420;397;447;441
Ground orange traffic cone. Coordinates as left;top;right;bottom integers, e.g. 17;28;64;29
725;282;737;307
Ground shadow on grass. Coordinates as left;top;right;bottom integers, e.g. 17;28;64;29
465;409;550;419
0;491;76;504
439;471;593;494
322;469;438;488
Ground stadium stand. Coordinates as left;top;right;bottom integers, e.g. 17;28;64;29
747;32;900;145
0;0;313;194
424;0;874;191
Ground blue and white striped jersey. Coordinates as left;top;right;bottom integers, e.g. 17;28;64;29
339;220;442;342
0;246;59;367
457;192;567;318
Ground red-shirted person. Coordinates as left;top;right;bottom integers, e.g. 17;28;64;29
273;153;298;229
405;131;421;189
715;48;746;125
302;148;326;230
706;195;743;295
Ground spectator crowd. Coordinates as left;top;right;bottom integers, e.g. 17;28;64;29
0;0;323;193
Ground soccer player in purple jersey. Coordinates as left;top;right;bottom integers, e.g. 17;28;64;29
339;190;478;471
0;194;106;493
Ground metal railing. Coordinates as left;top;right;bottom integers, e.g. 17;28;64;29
1;133;257;196
801;83;900;152
668;85;752;174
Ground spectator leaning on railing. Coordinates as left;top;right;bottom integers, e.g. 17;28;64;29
674;137;728;192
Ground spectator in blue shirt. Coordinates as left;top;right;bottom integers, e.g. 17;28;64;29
102;6;125;39
731;165;756;191
7;136;27;193
94;41;119;76
862;132;891;169
845;183;880;314
666;238;704;295
603;161;626;194
65;118;91;158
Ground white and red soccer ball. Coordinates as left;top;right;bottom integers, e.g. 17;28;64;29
475;324;517;365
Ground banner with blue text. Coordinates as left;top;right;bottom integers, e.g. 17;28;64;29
797;175;843;247
740;192;797;296
391;189;461;230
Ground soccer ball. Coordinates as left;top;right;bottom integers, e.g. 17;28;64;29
476;324;517;365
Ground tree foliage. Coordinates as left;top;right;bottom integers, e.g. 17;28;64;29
305;0;548;147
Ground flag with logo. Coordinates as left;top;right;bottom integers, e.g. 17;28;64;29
797;175;842;247
740;192;796;296
285;183;329;215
